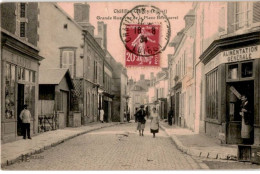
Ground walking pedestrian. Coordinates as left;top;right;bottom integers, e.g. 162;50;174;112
19;104;31;139
100;109;104;123
168;107;174;126
136;105;146;136
150;107;159;138
134;107;138;123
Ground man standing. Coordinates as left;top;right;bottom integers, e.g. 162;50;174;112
240;95;253;142
19;104;31;139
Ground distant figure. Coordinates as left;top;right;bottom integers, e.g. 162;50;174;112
19;104;32;139
134;107;138;123
124;110;127;122
240;95;252;141
127;111;130;123
168;107;174;126
150;107;159;138
136;105;146;136
100;109;104;123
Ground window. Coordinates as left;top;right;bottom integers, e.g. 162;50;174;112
241;62;253;78
227;61;254;81
228;64;238;80
5;63;15;119
234;2;252;30
218;5;227;33
20;22;25;37
20;3;26;18
206;68;218;119
61;50;75;77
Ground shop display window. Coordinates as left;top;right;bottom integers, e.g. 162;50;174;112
5;63;16;119
228;64;238;80
227;61;254;81
206;68;218;120
241;62;253;78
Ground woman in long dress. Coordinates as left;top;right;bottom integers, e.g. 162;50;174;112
150;107;159;138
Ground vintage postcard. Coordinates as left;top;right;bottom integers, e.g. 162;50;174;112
1;0;260;170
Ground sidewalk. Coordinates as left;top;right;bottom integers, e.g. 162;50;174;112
1;122;120;167
160;121;237;161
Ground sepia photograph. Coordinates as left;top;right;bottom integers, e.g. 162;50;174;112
1;0;260;171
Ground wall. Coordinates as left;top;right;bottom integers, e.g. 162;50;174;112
38;2;83;77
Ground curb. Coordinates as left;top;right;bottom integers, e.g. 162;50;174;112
160;124;237;162
1;123;120;168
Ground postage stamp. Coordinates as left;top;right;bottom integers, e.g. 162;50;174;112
120;5;171;67
125;24;160;66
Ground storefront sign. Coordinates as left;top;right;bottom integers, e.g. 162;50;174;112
223;46;258;63
205;45;260;74
3;49;38;70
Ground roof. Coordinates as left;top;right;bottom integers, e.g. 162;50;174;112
39;68;74;89
169;29;185;47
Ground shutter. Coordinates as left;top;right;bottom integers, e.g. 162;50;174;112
253;1;260;23
218;6;226;32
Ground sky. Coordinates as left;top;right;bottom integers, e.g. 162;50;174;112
59;1;193;81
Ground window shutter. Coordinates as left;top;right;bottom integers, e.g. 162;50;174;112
253;2;260;23
218;6;226;33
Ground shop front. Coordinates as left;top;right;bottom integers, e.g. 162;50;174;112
200;31;260;146
1;31;43;143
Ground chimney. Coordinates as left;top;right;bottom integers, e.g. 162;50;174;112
184;9;195;28
74;3;95;36
74;3;90;23
97;22;107;50
140;74;145;80
95;37;102;46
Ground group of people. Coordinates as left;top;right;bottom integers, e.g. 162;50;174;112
135;105;159;138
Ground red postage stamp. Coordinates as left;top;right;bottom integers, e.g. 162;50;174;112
125;24;160;67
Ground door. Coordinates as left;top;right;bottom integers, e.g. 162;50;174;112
61;91;68;127
104;101;108;122
175;92;180;126
226;81;254;144
17;84;24;136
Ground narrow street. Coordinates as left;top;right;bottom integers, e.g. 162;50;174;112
3;122;206;170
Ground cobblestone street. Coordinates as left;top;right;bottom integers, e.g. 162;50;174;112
3;122;206;170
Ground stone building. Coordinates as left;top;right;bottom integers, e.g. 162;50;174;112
37;2;82;128
194;1;260;146
154;69;169;120
1;2;44;142
110;59;128;122
128;74;149;120
168;8;196;131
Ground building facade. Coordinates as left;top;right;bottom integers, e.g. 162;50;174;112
128;74;149;119
110;59;128;122
168;9;196;130
193;1;260;145
154;69;169;120
1;2;44;143
37;2;83;128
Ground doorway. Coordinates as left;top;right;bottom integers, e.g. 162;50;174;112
104;101;108;122
175;92;180;126
17;84;24;136
226;80;254;144
61;90;69;127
